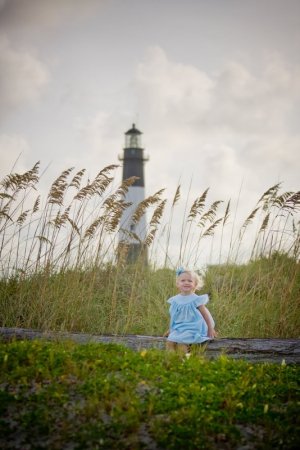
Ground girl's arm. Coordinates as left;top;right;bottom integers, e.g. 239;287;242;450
198;305;217;339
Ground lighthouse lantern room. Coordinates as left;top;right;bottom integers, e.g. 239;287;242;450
119;124;148;263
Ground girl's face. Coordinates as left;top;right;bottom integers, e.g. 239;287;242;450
176;272;197;295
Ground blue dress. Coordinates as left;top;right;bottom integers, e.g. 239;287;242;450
167;293;215;344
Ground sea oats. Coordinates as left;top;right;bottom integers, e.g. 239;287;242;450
198;200;223;227
32;195;40;213
67;218;80;235
69;169;86;190
0;205;12;223
51;206;71;228
257;183;281;204
93;176;114;196
73;183;95;200
95;164;119;178
104;200;132;233
273;191;293;209
0;193;14;201
131;190;165;224
172;185;181;207
223;200;231;225
115;176;139;198
259;213;270;233
16;210;30;226
84;217;104;239
149;199;167;227
48;168;74;205
241;207;260;230
188;188;209;221
203;217;223;237
144;228;158;246
119;228;141;243
284;191;300;212
36;235;51;245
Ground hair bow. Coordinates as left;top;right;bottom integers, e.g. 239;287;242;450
176;267;185;277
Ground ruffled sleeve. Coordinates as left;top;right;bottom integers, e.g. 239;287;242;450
194;294;209;307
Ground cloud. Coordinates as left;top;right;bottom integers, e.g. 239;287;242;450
0;134;30;178
133;47;300;202
207;56;300;134
0;0;100;30
135;46;213;127
0;34;49;119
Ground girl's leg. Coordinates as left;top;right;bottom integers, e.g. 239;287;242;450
166;341;191;354
166;341;177;352
177;344;190;354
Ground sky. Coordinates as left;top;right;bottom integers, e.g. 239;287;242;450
0;0;299;265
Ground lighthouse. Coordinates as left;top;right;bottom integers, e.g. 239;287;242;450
118;124;148;263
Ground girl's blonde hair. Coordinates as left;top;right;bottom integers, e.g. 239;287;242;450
176;268;204;290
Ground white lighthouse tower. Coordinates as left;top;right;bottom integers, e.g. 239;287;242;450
118;124;148;263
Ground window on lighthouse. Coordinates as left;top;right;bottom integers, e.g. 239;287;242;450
125;133;141;148
130;134;138;148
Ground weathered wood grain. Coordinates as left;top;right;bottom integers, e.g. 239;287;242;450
1;327;299;364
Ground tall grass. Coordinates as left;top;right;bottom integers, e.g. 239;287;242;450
0;162;299;337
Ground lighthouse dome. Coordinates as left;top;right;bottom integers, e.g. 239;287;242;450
125;123;142;135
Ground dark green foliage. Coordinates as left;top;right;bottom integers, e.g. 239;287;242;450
0;340;299;449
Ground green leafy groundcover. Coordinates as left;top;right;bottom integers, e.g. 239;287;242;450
0;340;299;449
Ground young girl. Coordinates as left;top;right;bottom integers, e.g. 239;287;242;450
165;268;217;354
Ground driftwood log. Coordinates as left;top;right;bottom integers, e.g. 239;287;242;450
0;327;299;364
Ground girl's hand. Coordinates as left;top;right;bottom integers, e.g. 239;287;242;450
207;327;218;339
163;329;170;337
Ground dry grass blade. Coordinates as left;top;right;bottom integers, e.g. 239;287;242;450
241;207;260;230
284;191;300;212
0;161;40;190
104;200;132;233
257;183;281;204
131;190;165;224
273;191;294;209
73;182;95;200
74;167;116;201
258;213;270;233
198;200;223;227
16;210;30;226
69;169;86;190
116;177;139;198
105;211;122;233
0;193;14;201
119;228;141;243
223;200;231;225
48;168;74;205
33;195;40;213
101;179;136;208
84;217;104;239
149;199;167;227
36;235;51;245
95;164;119;178
0;205;12;222
257;183;281;211
188;188;209;221
67;218;80;235
94;176;114;196
51;206;71;228
202;217;223;237
188;199;200;221
172;185;181;207
144;228;158;246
